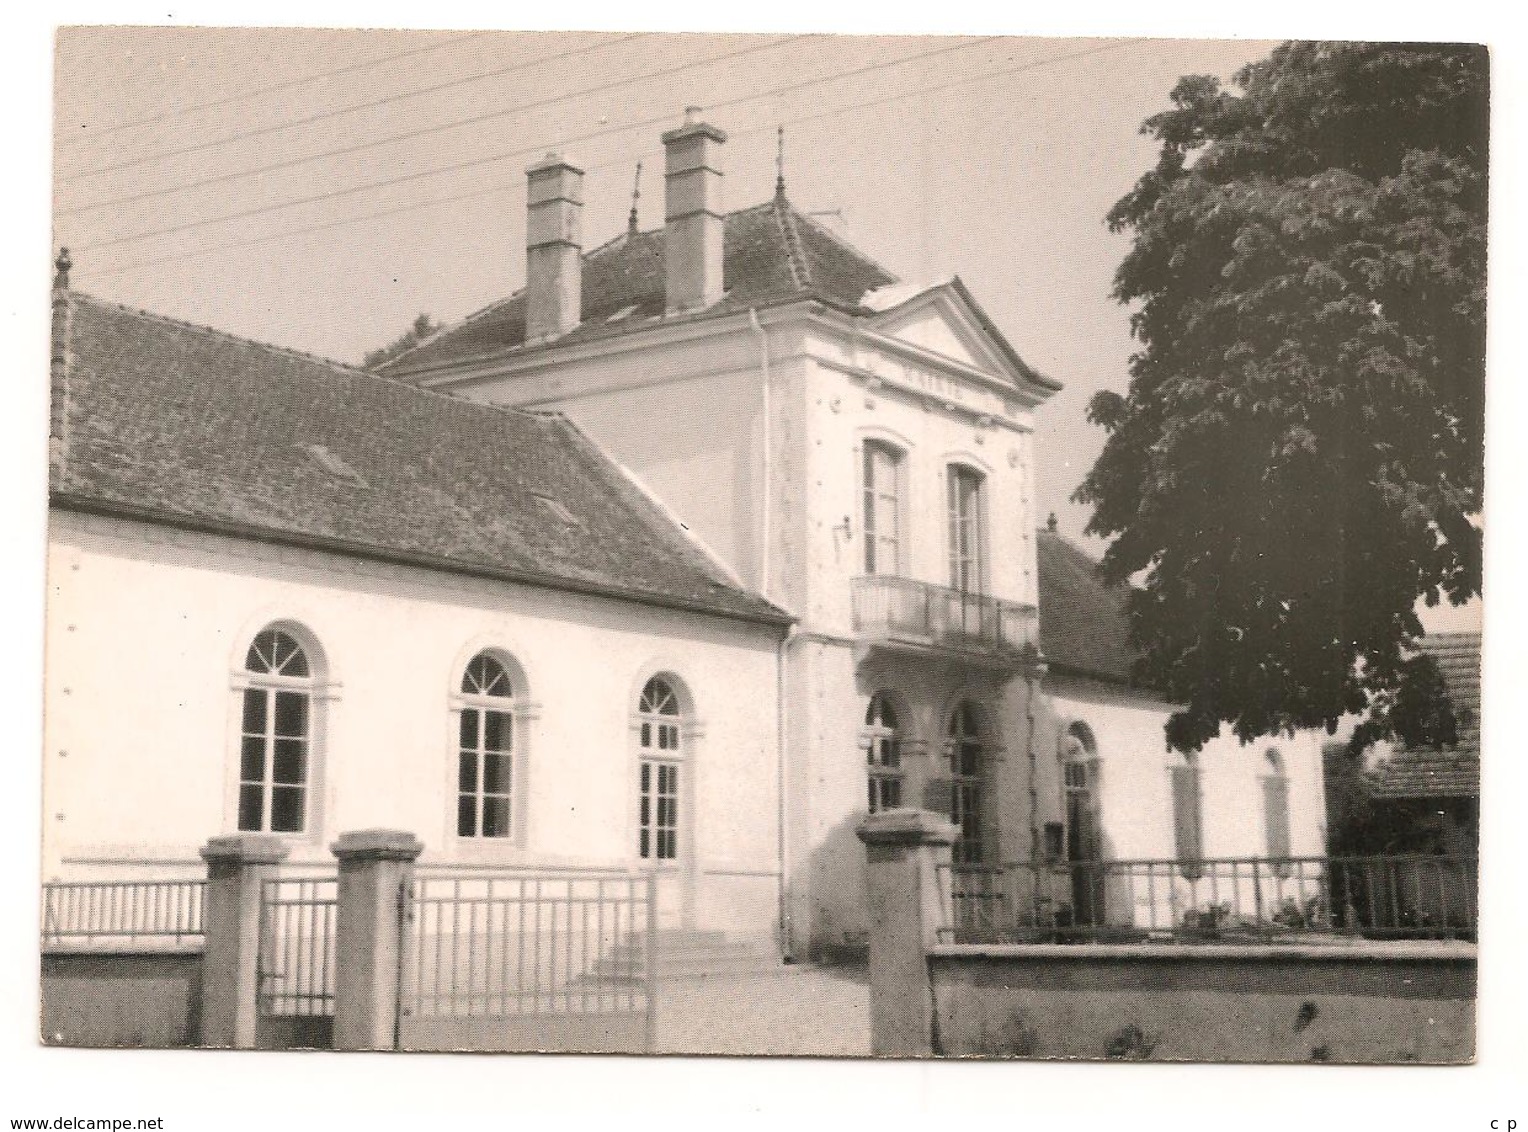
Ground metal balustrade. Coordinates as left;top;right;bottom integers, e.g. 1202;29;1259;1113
851;576;1038;655
41;879;205;947
257;875;338;1017
402;872;655;1020
938;855;1478;944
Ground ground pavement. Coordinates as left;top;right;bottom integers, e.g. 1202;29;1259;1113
653;962;870;1057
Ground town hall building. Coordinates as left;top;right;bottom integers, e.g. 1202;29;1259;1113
43;110;1328;963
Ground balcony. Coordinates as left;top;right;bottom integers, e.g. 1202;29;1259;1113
850;576;1038;663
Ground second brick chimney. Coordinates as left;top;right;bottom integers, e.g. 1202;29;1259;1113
525;153;583;343
662;109;727;313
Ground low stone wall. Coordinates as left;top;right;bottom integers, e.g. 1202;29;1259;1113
41;947;204;1048
928;941;1475;1063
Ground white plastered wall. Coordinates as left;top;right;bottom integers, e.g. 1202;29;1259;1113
42;510;783;938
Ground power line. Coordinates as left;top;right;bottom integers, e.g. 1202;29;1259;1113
60;31;488;146
66;32;653;181
73;36;996;255
61;34;793;219
83;39;1137;283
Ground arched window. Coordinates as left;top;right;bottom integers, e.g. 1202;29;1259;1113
948;701;988;864
457;653;516;839
862;442;904;575
238;627;315;833
946;465;987;593
637;676;685;861
863;693;903;813
1062;721;1104;926
1062;722;1098;863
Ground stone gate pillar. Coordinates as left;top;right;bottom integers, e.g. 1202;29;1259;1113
331;829;424;1051
856;809;957;1057
199;834;289;1049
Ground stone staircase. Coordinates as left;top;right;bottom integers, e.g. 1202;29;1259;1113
597;928;784;981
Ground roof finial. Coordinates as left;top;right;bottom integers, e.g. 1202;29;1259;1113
53;247;73;293
1046;512;1059;534
628;160;642;235
775;125;787;200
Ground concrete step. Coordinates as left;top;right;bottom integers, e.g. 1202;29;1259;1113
594;931;783;979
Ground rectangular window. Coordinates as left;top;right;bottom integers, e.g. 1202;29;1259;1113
1171;762;1204;879
639;760;680;860
457;707;513;839
950;738;985;865
862;444;902;575
866;734;903;814
1263;777;1291;857
1064;762;1093;863
951;780;983;865
238;685;309;834
947;466;985;593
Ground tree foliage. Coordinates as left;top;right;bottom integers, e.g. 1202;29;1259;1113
1077;42;1487;751
363;313;441;371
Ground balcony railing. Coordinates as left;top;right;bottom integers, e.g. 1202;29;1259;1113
936;856;1478;945
851;575;1038;656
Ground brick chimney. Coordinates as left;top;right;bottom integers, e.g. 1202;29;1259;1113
524;153;583;343
662;109;727;313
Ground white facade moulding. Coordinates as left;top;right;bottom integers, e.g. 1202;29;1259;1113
407;302;814;391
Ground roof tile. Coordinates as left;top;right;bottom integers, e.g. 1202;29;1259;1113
52;295;789;627
381;198;897;377
1036;530;1139;685
1367;632;1482;800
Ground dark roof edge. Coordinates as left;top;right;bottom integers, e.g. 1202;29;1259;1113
1044;658;1171;700
50;492;795;633
947;276;1063;393
385;290;861;383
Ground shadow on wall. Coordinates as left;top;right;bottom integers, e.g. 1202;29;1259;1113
803;811;880;963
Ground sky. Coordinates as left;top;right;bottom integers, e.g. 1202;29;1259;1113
51;29;1279;551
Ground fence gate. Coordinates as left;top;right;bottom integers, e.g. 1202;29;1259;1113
397;871;656;1053
256;874;337;1049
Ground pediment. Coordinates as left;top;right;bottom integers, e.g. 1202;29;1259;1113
864;279;1058;396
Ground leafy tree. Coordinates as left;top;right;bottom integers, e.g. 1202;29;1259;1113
1078;42;1487;752
363;313;441;371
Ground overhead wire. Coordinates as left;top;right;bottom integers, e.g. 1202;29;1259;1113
66;31;653;180
60;31;489;146
81;38;1138;282
73;35;998;255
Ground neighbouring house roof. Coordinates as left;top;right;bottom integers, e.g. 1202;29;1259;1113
1367;632;1482;800
378;196;901;378
48;291;791;628
1036;529;1140;686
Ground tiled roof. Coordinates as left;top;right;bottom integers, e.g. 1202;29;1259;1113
1036;529;1140;685
49;293;790;627
1367;632;1482;800
380;196;898;377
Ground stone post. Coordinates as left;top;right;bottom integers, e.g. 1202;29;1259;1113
856;809;958;1057
199;834;289;1049
331;829;424;1051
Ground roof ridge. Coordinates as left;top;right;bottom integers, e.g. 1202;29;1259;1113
787;202;900;289
72;292;554;425
772;196;810;291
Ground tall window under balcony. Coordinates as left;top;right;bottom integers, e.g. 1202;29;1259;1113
948;700;988;865
947;465;986;593
862;442;903;575
863;692;904;813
